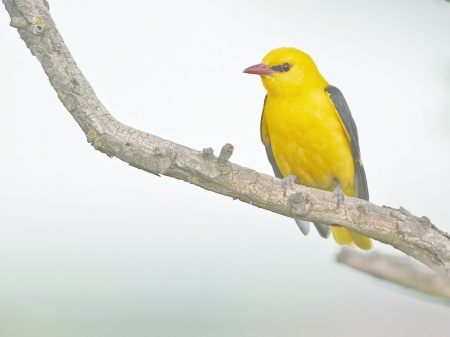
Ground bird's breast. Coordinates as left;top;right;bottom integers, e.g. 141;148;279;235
263;92;355;195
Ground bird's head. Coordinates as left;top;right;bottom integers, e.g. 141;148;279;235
243;47;327;97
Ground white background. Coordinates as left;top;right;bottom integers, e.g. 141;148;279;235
1;0;450;336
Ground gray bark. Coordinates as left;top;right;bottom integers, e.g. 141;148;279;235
4;0;450;278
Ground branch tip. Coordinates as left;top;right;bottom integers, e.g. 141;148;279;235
217;143;234;164
216;143;234;173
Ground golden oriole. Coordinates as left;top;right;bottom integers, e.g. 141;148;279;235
244;47;372;250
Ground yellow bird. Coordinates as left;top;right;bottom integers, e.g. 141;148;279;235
244;47;372;250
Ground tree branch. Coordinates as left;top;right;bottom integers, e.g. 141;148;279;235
4;0;450;275
337;248;450;299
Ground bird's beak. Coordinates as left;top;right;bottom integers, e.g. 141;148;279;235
243;63;274;76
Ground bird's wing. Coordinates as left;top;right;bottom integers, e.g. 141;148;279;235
260;95;283;179
325;85;369;201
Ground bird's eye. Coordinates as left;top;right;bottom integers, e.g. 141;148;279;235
270;63;292;73
282;63;291;72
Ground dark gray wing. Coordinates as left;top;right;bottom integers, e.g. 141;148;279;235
260;95;283;179
263;145;283;178
325;85;369;201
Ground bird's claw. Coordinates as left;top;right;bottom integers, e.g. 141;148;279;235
282;174;298;196
333;183;345;209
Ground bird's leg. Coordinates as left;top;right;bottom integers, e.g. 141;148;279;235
333;178;345;209
282;174;299;196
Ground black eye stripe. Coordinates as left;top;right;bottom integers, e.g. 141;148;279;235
270;65;283;72
270;63;291;72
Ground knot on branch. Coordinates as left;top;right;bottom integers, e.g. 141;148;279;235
357;203;371;215
202;147;216;161
391;211;435;247
399;207;412;216
10;17;27;28
217;143;234;174
392;209;434;237
288;191;312;217
419;216;433;229
31;16;45;34
155;146;170;157
155;147;177;174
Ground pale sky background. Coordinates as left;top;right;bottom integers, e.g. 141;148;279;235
1;0;450;336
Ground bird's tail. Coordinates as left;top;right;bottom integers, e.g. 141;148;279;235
330;227;373;250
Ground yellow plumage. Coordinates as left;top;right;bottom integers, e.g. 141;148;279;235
245;47;372;250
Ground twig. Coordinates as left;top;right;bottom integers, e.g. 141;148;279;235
337;248;450;299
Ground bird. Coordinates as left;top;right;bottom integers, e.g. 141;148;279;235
243;47;372;250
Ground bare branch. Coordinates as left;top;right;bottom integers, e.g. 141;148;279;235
337;248;450;299
4;0;450;275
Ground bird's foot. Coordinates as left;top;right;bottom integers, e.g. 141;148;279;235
282;174;298;196
333;180;345;209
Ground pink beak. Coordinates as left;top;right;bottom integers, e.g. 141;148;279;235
243;63;274;76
